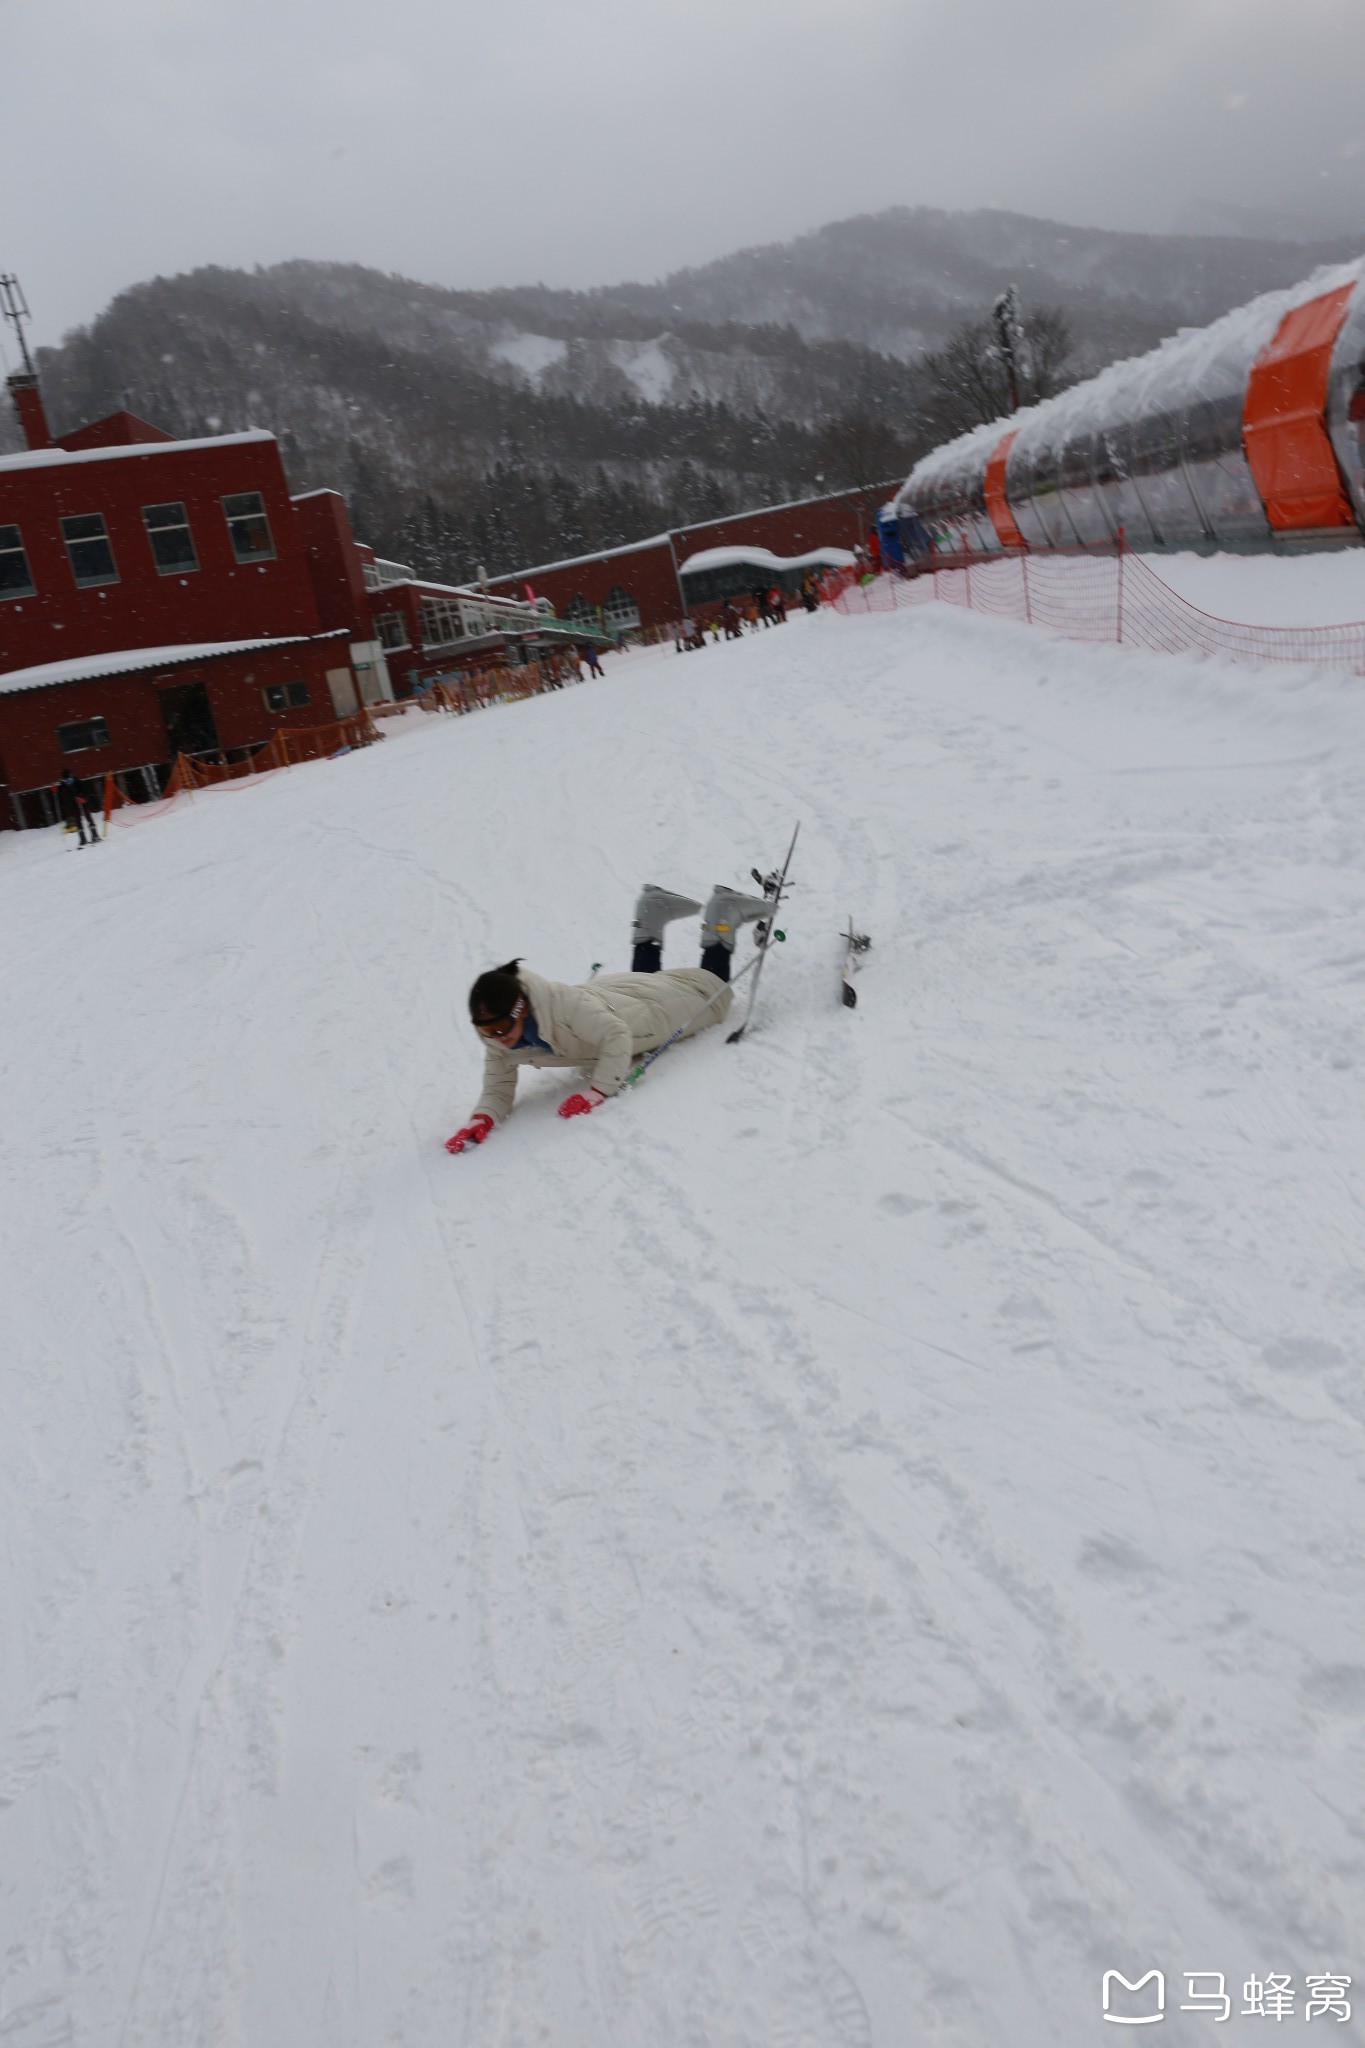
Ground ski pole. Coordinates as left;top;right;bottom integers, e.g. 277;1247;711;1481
726;819;800;1044
624;954;760;1086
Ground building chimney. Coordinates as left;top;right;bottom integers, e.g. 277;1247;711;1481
7;371;54;451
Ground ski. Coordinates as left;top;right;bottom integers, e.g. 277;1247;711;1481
726;821;800;1044
625;952;760;1084
840;919;871;1008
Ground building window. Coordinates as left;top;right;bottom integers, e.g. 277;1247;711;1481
375;611;410;650
223;492;275;564
61;513;118;588
602;585;640;630
262;680;310;712
562;594;598;626
57;715;111;753
0;523;35;600
143;501;199;575
419;596;465;648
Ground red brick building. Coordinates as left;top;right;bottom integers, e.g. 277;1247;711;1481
0;347;896;829
0;379;384;828
481;481;896;632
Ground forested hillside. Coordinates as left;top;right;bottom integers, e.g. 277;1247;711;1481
17;206;1356;581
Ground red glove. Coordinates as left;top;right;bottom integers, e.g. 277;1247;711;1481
557;1088;606;1120
445;1113;494;1153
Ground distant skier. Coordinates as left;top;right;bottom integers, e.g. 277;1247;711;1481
445;881;772;1150
580;642;604;678
56;768;99;846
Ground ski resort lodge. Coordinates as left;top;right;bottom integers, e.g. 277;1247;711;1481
0;351;886;829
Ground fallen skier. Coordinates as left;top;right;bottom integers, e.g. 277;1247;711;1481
445;882;772;1151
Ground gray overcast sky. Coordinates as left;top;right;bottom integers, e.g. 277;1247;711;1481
4;0;1364;353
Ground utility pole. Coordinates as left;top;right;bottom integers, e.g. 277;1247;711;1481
992;286;1025;414
0;274;37;377
0;274;54;449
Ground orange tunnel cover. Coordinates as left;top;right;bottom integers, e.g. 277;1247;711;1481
985;431;1027;548
1243;284;1356;531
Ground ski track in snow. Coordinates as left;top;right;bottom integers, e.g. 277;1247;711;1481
4;603;1365;2044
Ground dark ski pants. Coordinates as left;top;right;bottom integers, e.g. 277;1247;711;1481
631;938;731;982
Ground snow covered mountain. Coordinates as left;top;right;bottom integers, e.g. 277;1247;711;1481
17;206;1358;581
5;573;1364;2042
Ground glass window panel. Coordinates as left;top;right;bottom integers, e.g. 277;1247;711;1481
1092;424;1160;547
420;597;463;646
57;716;110;753
1056;434;1114;545
0;522;35;598
1127;412;1207;545
1174;310;1272;545
602;586;641;627
142;501;199;573
1010;429;1077;548
61;513;119;586
222;492;275;563
1180;395;1269;542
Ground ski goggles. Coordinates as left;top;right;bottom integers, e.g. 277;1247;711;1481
473;996;526;1042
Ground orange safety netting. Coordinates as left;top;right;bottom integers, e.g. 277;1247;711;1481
1243;285;1357;532
833;551;1365;676
106;713;380;825
417;657;580;713
102;771;138;824
163;710;378;789
265;710;379;765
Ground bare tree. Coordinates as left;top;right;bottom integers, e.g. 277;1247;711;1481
916;303;1075;442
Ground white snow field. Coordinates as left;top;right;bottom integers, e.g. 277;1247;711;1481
1148;549;1365;628
5;601;1365;2046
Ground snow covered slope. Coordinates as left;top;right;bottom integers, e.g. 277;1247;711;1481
1144;548;1365;627
4;607;1365;2044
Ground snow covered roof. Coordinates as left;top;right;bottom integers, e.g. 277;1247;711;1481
377;575;538;609
898;259;1365;511
0;429;277;477
0;630;348;697
678;544;857;576
480;486;899;590
485;533;675;584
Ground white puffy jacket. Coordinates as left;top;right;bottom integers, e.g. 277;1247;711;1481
473;964;732;1123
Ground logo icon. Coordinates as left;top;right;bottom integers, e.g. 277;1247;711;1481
1102;1970;1165;2025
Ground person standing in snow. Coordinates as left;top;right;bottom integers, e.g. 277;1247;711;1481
56;768;99;846
445;881;773;1150
580;642;604;678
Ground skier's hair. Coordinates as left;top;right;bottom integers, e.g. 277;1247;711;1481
469;958;524;1021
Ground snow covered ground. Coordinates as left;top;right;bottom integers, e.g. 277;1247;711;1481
5;600;1365;2045
1140;547;1365;627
